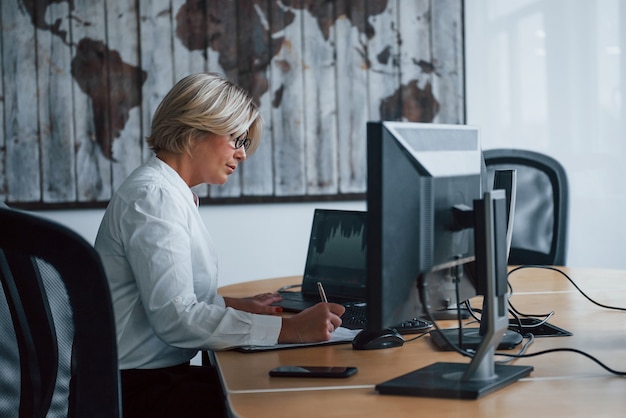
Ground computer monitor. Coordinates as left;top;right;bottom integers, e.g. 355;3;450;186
429;168;524;351
362;121;482;334
358;121;532;399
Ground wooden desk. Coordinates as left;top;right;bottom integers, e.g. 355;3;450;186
215;267;626;417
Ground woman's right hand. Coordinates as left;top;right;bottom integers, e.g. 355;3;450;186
278;302;345;344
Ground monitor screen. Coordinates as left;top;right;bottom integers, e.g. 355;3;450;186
301;209;367;300
365;121;483;331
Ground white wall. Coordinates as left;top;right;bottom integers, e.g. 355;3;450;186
36;201;366;287
34;0;625;287
466;0;625;270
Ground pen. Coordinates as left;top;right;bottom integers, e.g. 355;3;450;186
317;281;328;303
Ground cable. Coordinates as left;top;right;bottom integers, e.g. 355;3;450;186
464;301;481;323
508;309;555;333
462;298;555;335
496;333;535;364
495;347;626;376
506;264;625;334
418;273;474;359
420;265;626;376
508;265;626;311
453;271;466;348
401;331;429;344
499;265;626;375
509;301;556;319
418;273;533;361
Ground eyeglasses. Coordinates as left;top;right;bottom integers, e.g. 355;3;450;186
232;131;251;152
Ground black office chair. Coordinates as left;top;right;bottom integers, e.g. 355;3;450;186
0;207;121;417
483;148;569;266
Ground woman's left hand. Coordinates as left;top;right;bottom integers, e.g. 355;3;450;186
223;293;284;315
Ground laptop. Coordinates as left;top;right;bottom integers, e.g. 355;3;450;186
276;208;368;312
275;209;432;333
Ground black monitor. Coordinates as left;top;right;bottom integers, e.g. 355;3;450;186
362;121;482;333
357;121;532;399
429;168;524;351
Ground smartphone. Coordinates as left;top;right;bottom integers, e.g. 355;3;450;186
269;366;358;378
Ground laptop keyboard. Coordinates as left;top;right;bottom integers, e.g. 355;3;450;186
277;291;432;334
341;303;432;334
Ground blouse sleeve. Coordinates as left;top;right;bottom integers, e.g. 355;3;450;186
117;183;281;350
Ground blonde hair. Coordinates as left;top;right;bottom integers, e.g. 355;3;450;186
147;72;262;155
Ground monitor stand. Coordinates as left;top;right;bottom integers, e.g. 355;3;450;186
375;361;531;399
428;297;523;351
430;327;522;351
429;306;471;320
376;289;532;398
375;191;533;399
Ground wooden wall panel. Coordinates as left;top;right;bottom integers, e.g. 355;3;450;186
2;0;41;203
238;0;275;197
271;3;307;197
335;0;369;195
367;2;401;121
38;1;76;203
173;0;211;198
139;0;175;163
107;0;145;193
0;0;465;208
432;0;465;124
209;0;247;199
72;0;113;202
302;4;339;196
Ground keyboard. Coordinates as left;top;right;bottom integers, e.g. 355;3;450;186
276;292;433;334
341;302;432;334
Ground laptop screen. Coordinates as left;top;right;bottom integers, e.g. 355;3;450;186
301;209;367;301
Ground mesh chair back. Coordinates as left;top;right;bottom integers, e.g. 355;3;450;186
0;207;121;417
483;149;569;266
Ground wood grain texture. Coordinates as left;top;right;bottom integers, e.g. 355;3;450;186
71;0;113;202
301;1;339;196
37;1;76;203
270;2;307;197
239;1;275;197
335;0;373;194
107;0;145;192
1;0;464;208
2;0;41;202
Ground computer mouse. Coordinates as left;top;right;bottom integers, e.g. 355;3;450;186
351;328;405;350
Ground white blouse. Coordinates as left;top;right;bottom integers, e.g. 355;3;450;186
95;156;281;369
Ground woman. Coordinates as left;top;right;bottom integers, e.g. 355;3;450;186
94;73;345;417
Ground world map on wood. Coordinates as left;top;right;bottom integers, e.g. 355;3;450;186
1;0;464;208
